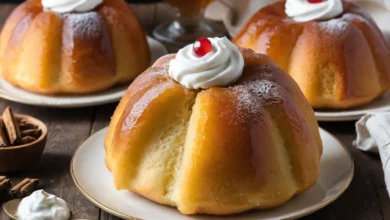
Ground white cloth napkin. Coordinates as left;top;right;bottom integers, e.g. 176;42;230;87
354;113;390;196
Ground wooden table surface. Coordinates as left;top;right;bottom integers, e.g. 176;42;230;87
0;2;388;220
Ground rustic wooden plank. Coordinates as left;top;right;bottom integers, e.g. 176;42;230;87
375;173;390;219
91;103;117;134
0;100;100;219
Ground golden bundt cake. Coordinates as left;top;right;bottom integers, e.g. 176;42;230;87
105;37;323;215
233;0;390;109
0;0;150;94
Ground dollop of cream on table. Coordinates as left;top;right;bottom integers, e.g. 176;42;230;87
169;37;244;89
17;190;70;220
42;0;103;13
285;0;343;22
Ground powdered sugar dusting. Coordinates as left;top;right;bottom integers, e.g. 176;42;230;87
318;19;348;34
231;79;283;124
134;63;170;88
64;12;103;39
144;65;169;82
233;87;261;120
245;80;282;100
144;55;174;81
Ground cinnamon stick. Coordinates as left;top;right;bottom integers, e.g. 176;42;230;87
19;136;36;145
21;129;41;138
0;120;9;147
0;107;42;147
0;178;11;193
20;179;40;196
19;122;37;130
10;178;30;197
3;107;21;145
10;178;40;198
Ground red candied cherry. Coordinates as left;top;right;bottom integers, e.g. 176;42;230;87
308;0;324;3
193;37;212;58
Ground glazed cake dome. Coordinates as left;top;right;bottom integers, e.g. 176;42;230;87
104;37;323;215
233;0;390;109
0;0;150;94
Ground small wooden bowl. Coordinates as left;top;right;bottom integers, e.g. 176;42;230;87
0;114;47;173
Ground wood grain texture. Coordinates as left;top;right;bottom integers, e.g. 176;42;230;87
100;210;128;220
91;104;117;135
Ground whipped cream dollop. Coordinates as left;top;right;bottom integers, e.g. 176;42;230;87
42;0;103;13
169;37;244;89
285;0;343;22
17;190;70;220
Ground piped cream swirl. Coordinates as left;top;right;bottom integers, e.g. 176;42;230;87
285;0;343;22
169;37;244;89
42;0;103;13
17;190;70;220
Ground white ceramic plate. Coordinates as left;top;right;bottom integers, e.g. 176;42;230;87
71;127;354;220
315;92;390;121
0;37;168;108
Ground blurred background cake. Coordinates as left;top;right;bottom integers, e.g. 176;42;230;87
0;0;150;94
233;0;390;109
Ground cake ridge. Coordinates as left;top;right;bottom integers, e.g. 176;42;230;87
123;81;175;132
63;12;103;40
162;95;197;204
342;12;390;90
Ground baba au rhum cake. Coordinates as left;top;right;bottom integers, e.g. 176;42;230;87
233;0;390;109
0;0;150;94
105;37;323;215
